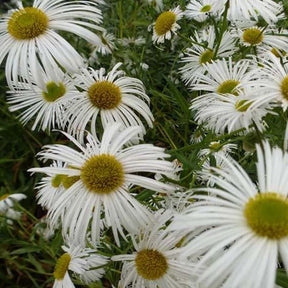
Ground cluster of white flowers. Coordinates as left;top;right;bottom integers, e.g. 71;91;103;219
2;0;288;287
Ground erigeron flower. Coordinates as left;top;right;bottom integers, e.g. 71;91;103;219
29;124;177;245
180;26;236;86
185;0;225;22
7;64;79;132
192;90;273;134
171;141;288;288
0;0;104;86
90;31;115;56
197;141;237;186
152;6;183;44
256;53;288;111
232;23;288;56
0;193;26;223
0;193;26;214
228;0;284;24
191;57;258;98
63;63;154;141
112;211;197;288
53;242;107;288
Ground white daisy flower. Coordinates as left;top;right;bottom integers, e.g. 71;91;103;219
192;90;273;134
0;0;104;86
117;36;146;47
185;0;225;22
63;63;154;141
53;242;107;288
191;57;258;96
29;124;177;245
256;53;288;111
180;26;236;86
232;23;288;56
228;0;284;23
152;6;183;44
197;141;237;186
7;64;79;132
0;193;26;214
172;141;288;288
112;211;197;288
90;31;115;56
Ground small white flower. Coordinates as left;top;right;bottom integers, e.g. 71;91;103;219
63;63;154;141
191;57;257;95
232;23;288;56
7;65;79;132
29;124;177;245
152;6;183;44
180;26;236;86
172;141;288;288
53;242;107;288
112;211;197;288
185;0;225;22
0;193;26;214
0;0;104;86
90;31;115;56
192;90;273;134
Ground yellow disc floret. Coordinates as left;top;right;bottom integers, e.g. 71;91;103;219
8;7;48;40
200;5;212;12
235;100;253;112
244;192;288;239
199;49;214;64
135;249;168;280
88;81;121;110
54;253;71;280
154;11;177;36
217;80;240;95
51;174;63;188
61;175;80;189
280;75;288;101
42;82;66;102
80;154;124;194
242;28;264;45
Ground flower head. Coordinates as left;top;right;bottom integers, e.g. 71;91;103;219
112;211;197;288
53;242;107;288
7;64;79;131
172;141;288;288
63;63;154;141
0;0;104;86
29;124;177;245
152;6;183;44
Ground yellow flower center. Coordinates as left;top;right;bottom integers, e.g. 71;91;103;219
88;81;121;110
54;253;71;280
235;100;253;112
61;175;80;189
200;5;212;12
135;249;168;280
8;7;48;40
199;49;214;64
217;80;240;95
42;82;66;102
0;194;10;201
209;141;221;152
280;75;288;101
51;175;63;188
244;193;288;239
80;154;124;194
154;11;177;36
242;28;264;45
